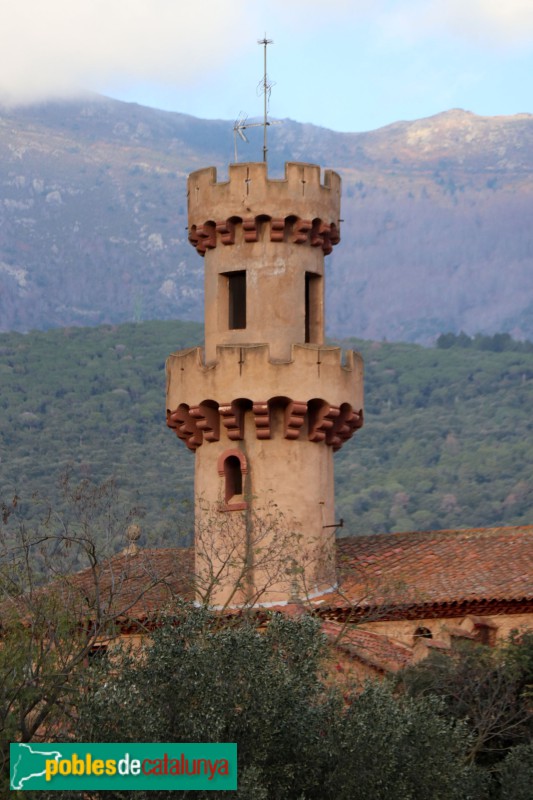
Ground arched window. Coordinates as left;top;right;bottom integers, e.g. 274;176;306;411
217;450;248;511
224;455;242;502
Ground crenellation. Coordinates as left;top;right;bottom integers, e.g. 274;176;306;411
188;162;341;234
188;162;341;199
168;342;363;370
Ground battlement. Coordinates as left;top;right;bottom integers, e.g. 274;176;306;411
166;343;363;418
166;344;363;453
188;162;341;233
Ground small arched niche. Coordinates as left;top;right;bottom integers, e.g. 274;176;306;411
217;449;248;511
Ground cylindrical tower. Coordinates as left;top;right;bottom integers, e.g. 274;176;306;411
166;162;363;607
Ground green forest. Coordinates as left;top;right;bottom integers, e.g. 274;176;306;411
1;321;532;549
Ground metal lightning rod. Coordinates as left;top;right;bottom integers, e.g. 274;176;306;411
258;35;273;163
232;37;280;163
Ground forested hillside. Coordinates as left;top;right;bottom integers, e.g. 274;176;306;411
1;96;533;343
1;321;531;548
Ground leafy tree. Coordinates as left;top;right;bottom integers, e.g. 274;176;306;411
2;321;533;539
69;607;332;800
497;741;533;800
0;477;156;794
322;685;484;800
396;635;533;787
55;607;484;800
436;331;533;353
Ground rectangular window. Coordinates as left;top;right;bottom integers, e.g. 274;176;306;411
228;271;246;330
305;272;321;343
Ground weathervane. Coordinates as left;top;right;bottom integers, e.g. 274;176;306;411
233;35;280;163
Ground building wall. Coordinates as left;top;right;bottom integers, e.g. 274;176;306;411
193;411;337;607
356;612;533;651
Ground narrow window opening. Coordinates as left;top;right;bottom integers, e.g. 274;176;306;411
218;449;248;511
305;272;321;343
224;455;243;502
305;273;311;343
476;625;496;647
228;271;246;329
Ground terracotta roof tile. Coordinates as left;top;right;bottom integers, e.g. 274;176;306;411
328;525;533;611
20;525;532;625
66;547;194;622
321;620;413;673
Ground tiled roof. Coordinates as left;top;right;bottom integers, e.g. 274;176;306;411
16;525;531;626
321;620;413;673
65;546;194;622
326;525;533;613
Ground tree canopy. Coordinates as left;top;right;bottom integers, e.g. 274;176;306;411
1;321;532;542
69;606;485;800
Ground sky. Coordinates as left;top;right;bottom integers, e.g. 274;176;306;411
1;0;533;133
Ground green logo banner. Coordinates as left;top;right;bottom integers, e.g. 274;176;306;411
10;742;237;791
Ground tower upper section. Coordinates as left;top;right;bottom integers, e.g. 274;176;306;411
188;161;341;232
187;162;342;362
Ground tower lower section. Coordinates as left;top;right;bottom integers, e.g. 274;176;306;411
166;343;363;607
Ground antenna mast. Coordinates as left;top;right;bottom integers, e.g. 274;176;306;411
233;36;279;163
258;35;273;163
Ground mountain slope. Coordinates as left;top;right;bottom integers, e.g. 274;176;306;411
1;322;532;541
1;97;532;342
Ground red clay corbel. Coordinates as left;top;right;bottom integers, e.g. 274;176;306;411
216;218;236;245
270;217;285;242
253;402;271;439
219;402;245;441
284;400;308;439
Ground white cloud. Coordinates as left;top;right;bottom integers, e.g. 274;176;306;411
267;0;533;41
438;0;533;42
383;0;533;46
0;0;251;105
1;0;532;109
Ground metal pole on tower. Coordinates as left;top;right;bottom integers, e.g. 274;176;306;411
257;36;273;163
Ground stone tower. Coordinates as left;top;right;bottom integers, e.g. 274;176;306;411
166;162;363;607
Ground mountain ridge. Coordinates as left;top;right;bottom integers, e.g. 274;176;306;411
1;95;532;342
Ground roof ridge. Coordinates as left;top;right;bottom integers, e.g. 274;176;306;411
338;524;533;546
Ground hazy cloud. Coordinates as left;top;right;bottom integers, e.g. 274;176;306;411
0;0;250;105
1;0;532;108
382;0;533;46
271;0;533;46
438;0;533;42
